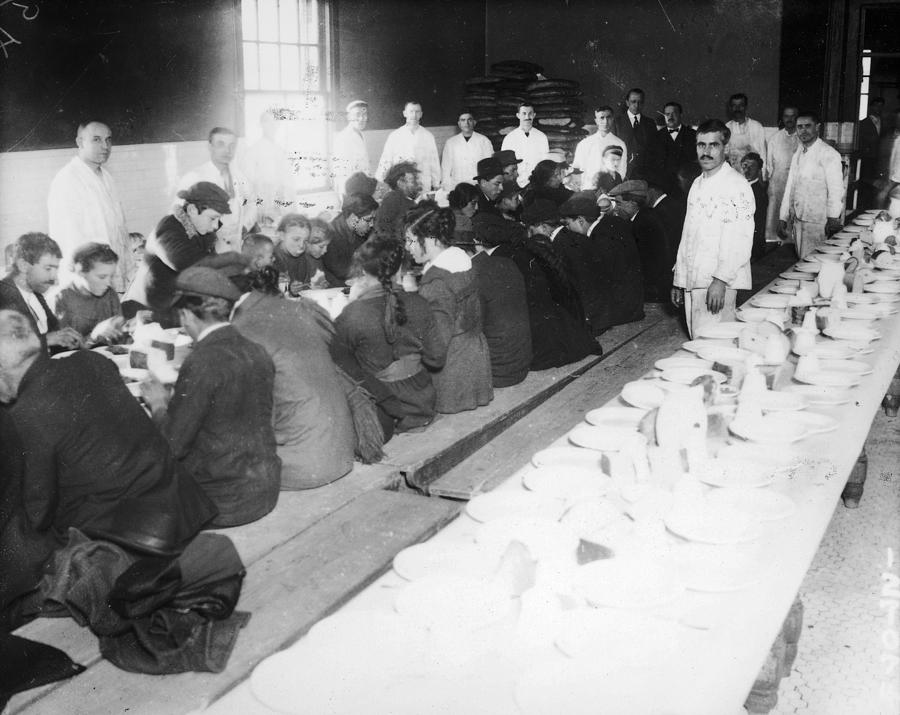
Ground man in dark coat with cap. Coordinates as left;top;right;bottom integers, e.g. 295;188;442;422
141;267;281;527
494;149;524;187
0;309;217;619
558;193;644;334
474;157;506;215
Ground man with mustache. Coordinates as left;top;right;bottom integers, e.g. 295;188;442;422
778;110;845;259
725;93;768;179
672;119;754;338
47;121;135;292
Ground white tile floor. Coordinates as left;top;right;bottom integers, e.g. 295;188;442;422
769;409;900;715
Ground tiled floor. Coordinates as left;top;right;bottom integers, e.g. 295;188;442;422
769;409;900;715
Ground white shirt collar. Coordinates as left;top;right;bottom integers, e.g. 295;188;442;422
229;292;251;321
588;216;603;234
424;245;472;275
196;322;229;343
652;193;667;208
549;225;564;242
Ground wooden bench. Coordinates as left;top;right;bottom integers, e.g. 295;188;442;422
7;461;406;714
380;303;672;493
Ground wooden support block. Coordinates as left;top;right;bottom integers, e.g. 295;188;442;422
743;594;805;714
14;490;459;715
781;595;804;678
841;447;868;509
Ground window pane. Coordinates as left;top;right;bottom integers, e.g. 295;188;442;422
241;0;258;41
862;56;871;74
280;0;299;43
860;76;869;94
281;45;300;90
243;43;259;90
859;95;869;121
257;0;279;42
259;43;281;90
301;45;320;92
300;0;319;44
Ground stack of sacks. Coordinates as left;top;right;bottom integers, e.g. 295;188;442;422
463;60;544;151
527;78;587;159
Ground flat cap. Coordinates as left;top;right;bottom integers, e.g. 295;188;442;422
558;193;601;219
345;172;377;197
607;179;648;198
602;145;624;156
174;266;242;301
522;199;560;226
176;181;232;215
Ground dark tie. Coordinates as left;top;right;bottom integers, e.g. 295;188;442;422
632;115;638;128
668;127;679;133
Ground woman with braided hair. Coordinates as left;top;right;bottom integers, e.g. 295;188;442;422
404;204;493;414
332;236;440;432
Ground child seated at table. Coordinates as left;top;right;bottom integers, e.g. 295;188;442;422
241;232;276;271
273;214;330;294
54;242;125;345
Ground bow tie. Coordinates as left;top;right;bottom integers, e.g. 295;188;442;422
667;127;679;133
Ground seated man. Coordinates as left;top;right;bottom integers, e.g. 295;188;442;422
374;161;419;241
0;309;217;603
142;267;281;527
0;233;82;353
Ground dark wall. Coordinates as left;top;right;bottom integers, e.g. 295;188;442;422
0;0;241;152
333;0;486;130
484;0;782;127
778;0;829;116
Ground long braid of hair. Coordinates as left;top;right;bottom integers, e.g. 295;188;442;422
527;234;586;323
377;240;407;345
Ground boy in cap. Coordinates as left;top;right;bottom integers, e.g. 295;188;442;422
596;145;625;193
141;266;281;527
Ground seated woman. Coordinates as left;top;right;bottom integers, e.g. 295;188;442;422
54;242;125;346
448;182;480;248
332;236;439;433
404;205;492;414
323;193;378;286
522;159;574;208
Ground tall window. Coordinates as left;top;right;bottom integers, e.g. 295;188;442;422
858;50;872;121
242;0;332;192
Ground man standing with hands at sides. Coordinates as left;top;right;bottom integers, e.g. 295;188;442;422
659;101;697;195
442;111;493;191
672;119;754;339
376;101;441;195
502;103;549;188
332;100;371;200
47;120;135;292
725;93;767;177
179;127;257;253
573;105;628;191
614;88;660;182
765;106;800;242
778;110;845;259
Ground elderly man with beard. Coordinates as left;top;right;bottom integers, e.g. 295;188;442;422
778;110;845;259
672;119;754;338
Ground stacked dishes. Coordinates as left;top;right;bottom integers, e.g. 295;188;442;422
527;77;587;158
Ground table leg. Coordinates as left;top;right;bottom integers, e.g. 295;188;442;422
840;447;867;509
743;595;804;714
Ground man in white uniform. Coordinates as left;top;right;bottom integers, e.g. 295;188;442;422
375;101;441;193
501;103;549;188
765;106;800;241
572;105;628;191
441;110;493;191
47;121;135;292
178;127;257;253
725;93;768;178
331;100;371;200
672;119;754;339
778;110;845;259
241;109;295;227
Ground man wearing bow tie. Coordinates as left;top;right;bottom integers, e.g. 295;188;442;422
659;101;697;196
614;88;662;184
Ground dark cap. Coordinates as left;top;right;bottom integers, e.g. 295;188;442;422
493;149;523;166
559;193;601;219
608;179;648;198
194;251;251;278
345;172;378;196
499;180;520;199
602;145;624;156
474;157;505;181
174;266;242;301
522;199;560;226
176;181;232;215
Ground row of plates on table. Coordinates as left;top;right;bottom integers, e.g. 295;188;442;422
695;318;882;346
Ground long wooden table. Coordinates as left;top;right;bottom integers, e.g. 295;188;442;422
209;255;900;714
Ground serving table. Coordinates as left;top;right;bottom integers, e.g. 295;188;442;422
207;236;900;713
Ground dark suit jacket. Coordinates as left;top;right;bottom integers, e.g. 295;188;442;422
0;275;59;353
160;325;281;527
631;209;671;302
858;117;883;182
750;179;769;258
373;190;415;243
614;113;662;183
660;125;698;193
649;194;687;269
471;251;532;387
